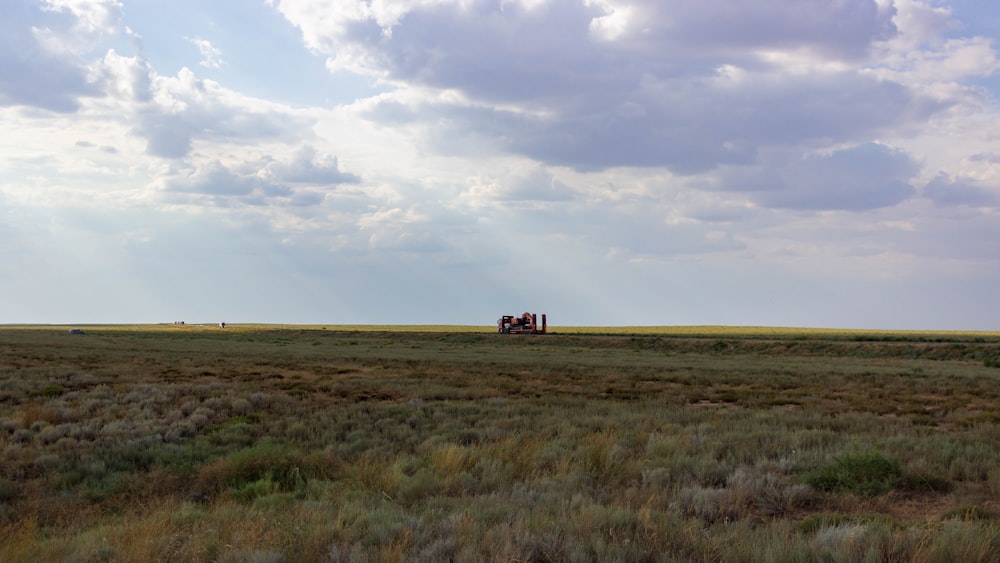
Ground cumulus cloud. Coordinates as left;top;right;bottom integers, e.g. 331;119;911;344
38;0;125;42
2;0;297;166
889;0;956;49
261;146;361;185
357;67;934;175
156;147;360;208
271;0;950;176
624;0;897;60
0;0;102;112
138;111;195;158
970;153;1000;164
274;0;897;84
466;167;576;203
923;172;997;207
133;67;310;158
505;69;937;173
161;160;280;198
733;143;920;211
98;49;153;102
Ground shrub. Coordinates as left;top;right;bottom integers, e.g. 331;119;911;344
676;486;740;523
431;443;473;477
232;472;288;502
194;442;338;499
728;468;812;516
36;425;66;445
28;385;63;398
11;428;33;444
806;453;902;497
346;454;401;495
34;453;61;473
898;472;952;493
580;430;631;485
0;478;20;503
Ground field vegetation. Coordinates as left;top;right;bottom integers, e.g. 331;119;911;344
2;324;1000;561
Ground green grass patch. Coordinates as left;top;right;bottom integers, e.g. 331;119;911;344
27;384;64;398
798;512;894;534
806;452;904;496
193;442;339;499
942;505;999;522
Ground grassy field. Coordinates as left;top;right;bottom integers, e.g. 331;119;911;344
2;325;1000;561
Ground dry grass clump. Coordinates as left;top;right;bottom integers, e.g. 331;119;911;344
2;327;1000;560
193;441;340;501
677;467;812;523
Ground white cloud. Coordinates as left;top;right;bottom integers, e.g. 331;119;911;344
260;146;361;185
186;36;224;69
0;0;104;112
99;49;153;102
131;67;311;158
889;0;957;49
465;167;577;203
154;147;360;209
586;0;632;41
37;0;124;51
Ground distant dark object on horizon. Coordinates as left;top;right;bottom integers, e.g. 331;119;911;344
497;312;547;334
68;328;86;335
219;322;226;329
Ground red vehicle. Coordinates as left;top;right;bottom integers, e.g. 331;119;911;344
497;312;547;334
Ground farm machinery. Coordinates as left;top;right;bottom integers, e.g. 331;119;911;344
497;312;547;334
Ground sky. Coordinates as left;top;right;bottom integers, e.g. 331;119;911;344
2;0;999;329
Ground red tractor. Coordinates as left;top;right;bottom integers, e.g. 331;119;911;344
497;312;547;334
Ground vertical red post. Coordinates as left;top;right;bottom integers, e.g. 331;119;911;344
541;314;547;334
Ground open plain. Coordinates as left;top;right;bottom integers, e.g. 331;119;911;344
2;325;1000;561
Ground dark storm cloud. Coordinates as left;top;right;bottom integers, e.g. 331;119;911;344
343;0;896;103
644;0;897;60
363;68;936;175
923;173;997;207
969;153;1000;164
508;71;933;173
746;143;920;211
